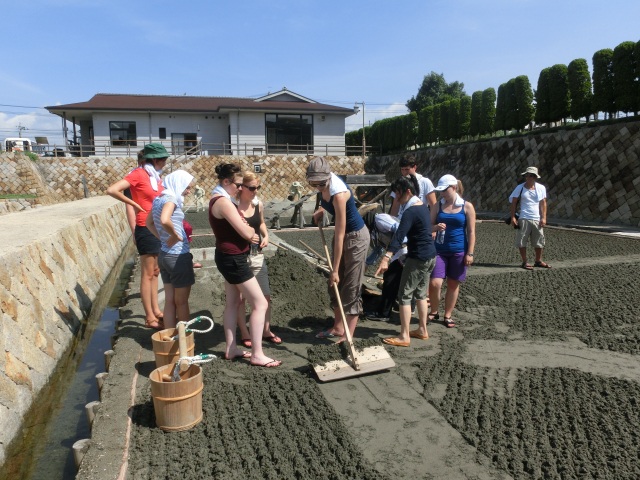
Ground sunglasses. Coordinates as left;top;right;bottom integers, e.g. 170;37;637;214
309;181;327;188
243;185;261;191
233;182;243;188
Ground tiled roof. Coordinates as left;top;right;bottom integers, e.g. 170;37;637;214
46;93;354;115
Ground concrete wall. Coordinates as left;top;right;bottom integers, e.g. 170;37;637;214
0;197;130;463
368;120;640;227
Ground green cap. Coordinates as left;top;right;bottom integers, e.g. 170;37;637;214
144;143;169;159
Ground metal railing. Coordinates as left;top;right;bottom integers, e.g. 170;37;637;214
29;141;376;158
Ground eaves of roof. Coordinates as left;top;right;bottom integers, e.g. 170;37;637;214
45;93;355;115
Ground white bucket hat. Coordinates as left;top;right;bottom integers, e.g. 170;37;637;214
521;166;540;178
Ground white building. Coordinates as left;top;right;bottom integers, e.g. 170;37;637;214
46;88;356;157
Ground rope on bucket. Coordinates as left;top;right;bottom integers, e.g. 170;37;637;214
164;316;215;341
165;353;218;382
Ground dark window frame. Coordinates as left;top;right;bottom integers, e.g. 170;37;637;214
109;121;137;146
265;113;313;153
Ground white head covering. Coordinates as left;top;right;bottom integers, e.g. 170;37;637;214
161;170;193;209
143;163;162;191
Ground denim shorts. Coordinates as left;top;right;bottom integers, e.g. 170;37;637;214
158;252;195;288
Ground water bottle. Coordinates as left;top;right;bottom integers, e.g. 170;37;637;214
250;243;259;256
436;229;445;244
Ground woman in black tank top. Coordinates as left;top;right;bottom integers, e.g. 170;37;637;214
235;172;282;347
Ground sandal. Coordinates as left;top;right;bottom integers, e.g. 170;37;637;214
444;317;456;328
427;312;439;325
521;262;534;271
534;261;552;268
240;338;252;348
145;319;164;330
263;334;282;344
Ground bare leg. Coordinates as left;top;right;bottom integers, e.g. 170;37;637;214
519;247;528;264
237;278;281;366
414;298;429;337
140;254;161;324
397;304;412;343
429;277;443;317
443;279;461;319
236;296;251;342
174;285;191;326
534;247;543;263
163;283;176;328
151;257;162;318
223;281;248;360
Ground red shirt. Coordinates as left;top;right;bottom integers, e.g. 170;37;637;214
124;168;164;226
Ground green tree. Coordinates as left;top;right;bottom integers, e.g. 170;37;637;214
613;41;638;114
514;75;534;130
568;58;593;121
431;105;441;144
406;71;466;112
448;98;460;140
480;88;496;135
548;64;570;123
504;78;518;131
592;48;616;118
469;91;483;137
535;67;551;125
495;83;507;133
458;95;472;139
418;106;431;146
439;101;450;141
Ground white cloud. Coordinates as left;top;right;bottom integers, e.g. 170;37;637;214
346;102;409;132
0;112;64;145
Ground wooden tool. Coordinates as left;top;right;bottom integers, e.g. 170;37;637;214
313;227;395;382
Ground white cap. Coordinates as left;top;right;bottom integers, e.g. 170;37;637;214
434;174;458;191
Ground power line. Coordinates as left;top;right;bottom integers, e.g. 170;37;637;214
0;103;46;109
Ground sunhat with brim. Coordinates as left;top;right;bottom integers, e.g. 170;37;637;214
306;156;331;182
434;174;458;191
521;166;540;178
144;143;169;159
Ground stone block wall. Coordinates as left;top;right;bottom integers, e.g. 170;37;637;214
0;197;130;463
368;121;640;227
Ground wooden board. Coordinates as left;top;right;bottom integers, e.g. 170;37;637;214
312;346;396;382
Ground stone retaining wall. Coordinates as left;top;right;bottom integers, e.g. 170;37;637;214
0;197;130;463
369;121;640;226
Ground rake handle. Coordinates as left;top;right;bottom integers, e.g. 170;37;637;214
319;226;360;370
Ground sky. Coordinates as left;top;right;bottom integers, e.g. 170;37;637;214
1;0;639;146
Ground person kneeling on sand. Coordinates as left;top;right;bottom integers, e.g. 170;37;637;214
209;163;282;368
376;175;436;347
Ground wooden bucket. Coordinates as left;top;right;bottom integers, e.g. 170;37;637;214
151;328;195;369
149;364;203;432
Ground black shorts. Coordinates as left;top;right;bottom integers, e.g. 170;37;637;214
215;250;253;284
158;252;195;288
134;225;161;256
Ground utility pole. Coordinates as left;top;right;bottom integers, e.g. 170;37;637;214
353;102;366;158
17;123;27;138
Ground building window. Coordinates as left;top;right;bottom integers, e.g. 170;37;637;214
265;114;313;153
159;128;166;139
109;121;137;146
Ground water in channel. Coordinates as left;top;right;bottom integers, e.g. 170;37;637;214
0;245;135;480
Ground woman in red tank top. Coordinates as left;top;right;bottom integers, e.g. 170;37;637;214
209;163;281;368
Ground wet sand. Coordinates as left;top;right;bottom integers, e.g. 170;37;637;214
106;214;640;480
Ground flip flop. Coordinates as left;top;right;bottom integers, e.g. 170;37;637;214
521;262;534;270
315;330;338;339
263;334;282;344
193;262;203;268
225;351;251;360
409;329;428;340
427;312;439;325
444;317;456;328
241;338;252;348
382;337;410;347
145;320;164;330
250;360;282;368
534;261;552;268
